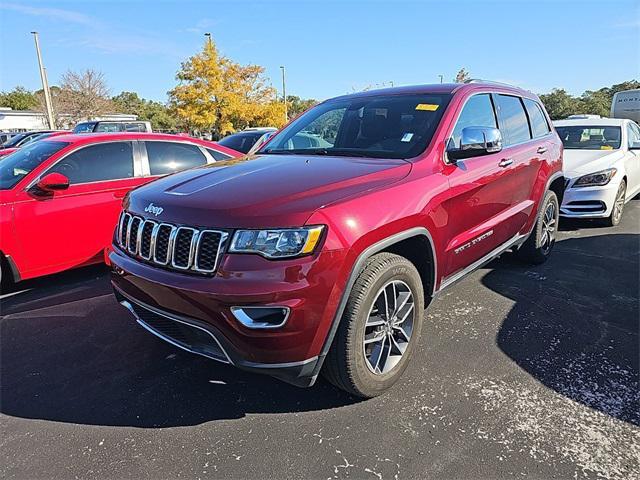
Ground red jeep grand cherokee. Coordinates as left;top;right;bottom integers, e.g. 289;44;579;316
110;82;564;397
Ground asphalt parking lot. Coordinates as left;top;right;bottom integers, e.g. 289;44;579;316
1;201;638;480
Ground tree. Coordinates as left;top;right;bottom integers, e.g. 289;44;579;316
112;91;179;131
169;37;285;137
0;86;39;110
455;68;471;83
53;69;114;123
539;88;583;120
286;95;317;118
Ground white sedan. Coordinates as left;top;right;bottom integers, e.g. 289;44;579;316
554;117;640;226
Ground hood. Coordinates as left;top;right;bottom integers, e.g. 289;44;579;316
563;149;624;177
126;154;411;228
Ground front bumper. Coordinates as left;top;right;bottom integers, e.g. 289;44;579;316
560;180;620;218
109;245;347;387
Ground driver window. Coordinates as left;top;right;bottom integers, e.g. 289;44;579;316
47;142;134;184
451;94;497;148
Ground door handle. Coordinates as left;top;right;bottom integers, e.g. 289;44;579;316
537;146;547;154
498;158;513;168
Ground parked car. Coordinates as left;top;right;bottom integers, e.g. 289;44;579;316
0;130;57;150
554;117;640;226
0;131;20;145
218;127;277;154
72;121;152;134
109;82;564;397
0;131;69;157
0;133;240;289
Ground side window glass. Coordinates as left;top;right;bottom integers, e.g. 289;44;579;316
627;123;640;148
206;148;232;161
524;99;550;138
95;123;120;133
451;94;497;148
146;141;207;175
48;142;134;184
126;123;145;132
496;95;532;145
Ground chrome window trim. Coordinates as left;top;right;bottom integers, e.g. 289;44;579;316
153;224;177;265
170;226;199;270
194;230;228;273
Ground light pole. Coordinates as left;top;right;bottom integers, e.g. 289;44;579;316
280;66;287;122
438;74;444;84
31;31;55;129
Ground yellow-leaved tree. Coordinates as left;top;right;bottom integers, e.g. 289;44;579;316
169;38;285;137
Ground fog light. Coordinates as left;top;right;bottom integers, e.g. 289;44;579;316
231;307;290;329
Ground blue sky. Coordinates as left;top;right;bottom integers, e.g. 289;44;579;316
0;0;638;103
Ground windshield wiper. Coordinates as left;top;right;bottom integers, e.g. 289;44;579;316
264;148;376;158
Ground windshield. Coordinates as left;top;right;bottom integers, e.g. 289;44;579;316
262;93;451;159
0;141;70;189
73;122;96;133
556;125;621;150
2;132;31;148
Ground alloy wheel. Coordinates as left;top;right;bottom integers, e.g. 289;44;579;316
540;200;557;255
363;280;415;375
612;183;626;224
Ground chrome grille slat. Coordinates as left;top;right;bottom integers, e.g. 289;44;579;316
116;210;227;276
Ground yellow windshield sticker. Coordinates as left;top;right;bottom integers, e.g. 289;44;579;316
600;145;613;150
415;103;439;111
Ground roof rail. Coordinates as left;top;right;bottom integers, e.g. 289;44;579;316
464;79;517;87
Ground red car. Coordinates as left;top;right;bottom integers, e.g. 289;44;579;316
0;133;240;288
110;82;564;397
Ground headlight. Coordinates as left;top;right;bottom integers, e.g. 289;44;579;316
573;168;617;187
229;226;324;258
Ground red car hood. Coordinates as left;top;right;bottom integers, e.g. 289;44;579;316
126;154;411;228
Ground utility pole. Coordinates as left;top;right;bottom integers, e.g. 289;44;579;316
31;31;55;129
280;66;287;122
204;32;212;47
438;74;444;84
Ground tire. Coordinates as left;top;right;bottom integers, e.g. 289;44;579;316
602;180;626;227
322;252;425;398
0;255;14;294
516;190;559;265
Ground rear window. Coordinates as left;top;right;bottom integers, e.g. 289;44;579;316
206;148;233;161
496;95;531;145
72;122;96;134
146;141;208;175
0;141;69;189
524;99;550;138
218;132;263;153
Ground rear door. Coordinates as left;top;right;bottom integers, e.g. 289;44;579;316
14;141;149;276
443;93;516;278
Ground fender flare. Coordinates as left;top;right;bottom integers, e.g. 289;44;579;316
308;226;437;383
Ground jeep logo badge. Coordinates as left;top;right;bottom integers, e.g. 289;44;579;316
144;203;164;217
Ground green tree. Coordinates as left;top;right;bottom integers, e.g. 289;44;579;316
286;95;317;118
0;86;39;110
455;68;471;83
539;88;583;120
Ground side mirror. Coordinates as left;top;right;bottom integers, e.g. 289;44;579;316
447;127;503;162
36;172;70;191
630;141;640;150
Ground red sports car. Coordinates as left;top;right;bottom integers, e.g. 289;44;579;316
0;132;240;288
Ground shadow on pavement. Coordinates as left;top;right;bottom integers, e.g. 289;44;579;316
484;233;640;425
0;268;359;428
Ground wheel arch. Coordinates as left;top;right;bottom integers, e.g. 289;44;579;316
0;250;21;283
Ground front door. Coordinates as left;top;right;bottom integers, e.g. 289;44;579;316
14;141;148;278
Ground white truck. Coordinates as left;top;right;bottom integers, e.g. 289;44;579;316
611;89;640;123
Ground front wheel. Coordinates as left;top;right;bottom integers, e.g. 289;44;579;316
322;252;425;398
516;190;559;265
603;180;626;227
0;255;14;293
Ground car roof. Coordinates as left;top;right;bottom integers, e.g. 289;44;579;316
329;81;536;102
553;118;628;127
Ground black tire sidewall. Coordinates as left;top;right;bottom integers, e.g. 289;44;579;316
348;258;424;397
609;180;626;226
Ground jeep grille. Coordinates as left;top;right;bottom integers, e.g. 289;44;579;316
116;211;227;275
